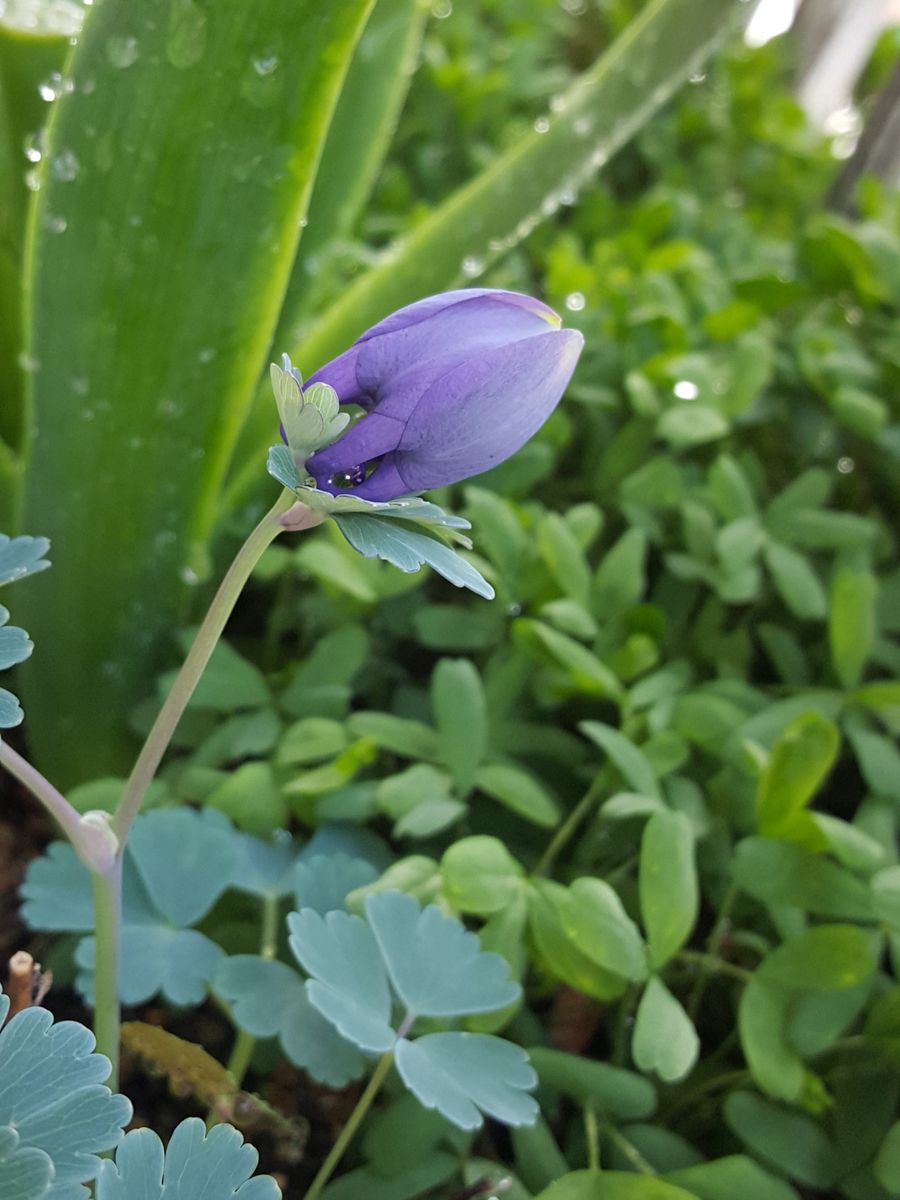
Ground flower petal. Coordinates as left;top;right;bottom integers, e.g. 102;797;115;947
396;328;583;490
307;411;405;485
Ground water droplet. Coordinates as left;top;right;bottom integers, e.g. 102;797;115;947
549;94;567;114
81;77;96;95
197;347;215;364
71;376;89;395
844;306;863;327
431;0;452;17
460;255;483;278
106;34;139;68
573;115;591;137
837;457;855;474
330;465;366;489
488;238;505;252
166;0;207;69
51;149;80;182
540;194;559;217
565;292;585;312
689;71;707;84
673;380;699;400
298;216;308;228
23;131;43;163
560;0;586;12
180;566;200;586
38;71;73;102
559;187;576;205
533;116;550;134
44;213;67;233
252;54;279;75
24;168;40;192
17;353;40;373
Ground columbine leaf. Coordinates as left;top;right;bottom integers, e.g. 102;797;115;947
96;1119;279;1200
364;891;519;1017
128;808;236;927
0;687;23;729
287;908;394;1052
266;445;302;492
0;608;33;671
229;834;297;900
0;1127;53;1200
0;535;50;587
0;989;131;1200
334;514;494;599
291;853;378;915
394;1033;537;1131
213;957;365;1088
76;927;224;1009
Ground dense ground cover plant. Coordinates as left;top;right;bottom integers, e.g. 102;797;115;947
2;2;900;1199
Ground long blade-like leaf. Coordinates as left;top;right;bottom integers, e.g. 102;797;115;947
19;0;372;782
224;0;744;511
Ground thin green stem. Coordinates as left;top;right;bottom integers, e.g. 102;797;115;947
113;489;307;843
677;949;751;984
584;1105;600;1171
534;776;604;877
603;1122;655;1175
91;859;122;1089
0;739;83;845
687;883;737;1021
304;1050;394;1200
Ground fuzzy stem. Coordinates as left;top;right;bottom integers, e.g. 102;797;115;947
113;489;310;843
92;858;122;1088
304;1050;395;1200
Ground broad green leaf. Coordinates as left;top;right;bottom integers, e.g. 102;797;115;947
639;810;698;968
277;717;349;766
732;837;874;920
758;925;877;992
724;1092;838;1188
228;0;742;506
414;604;505;653
538;512;591;607
763;541;827;620
475;763;561;828
97;1120;279;1200
394;1033;537;1131
565;877;648;982
512;1117;570;1193
829;560;878;689
845;719;900;802
527;881;629;1001
756;712;839;845
580;721;661;800
441;836;525;915
346;711;439;761
365;890;519;1016
205;761;287;835
514;620;622;699
632;976;699;1082
431;658;488;795
872;866;900;930
875;1122;900;1193
592;528;648;616
738;974;804;1100
278;0;427;326
19;0;373;783
666;1156;799;1200
362;1093;455;1177
533;1172;695;1200
527;1047;656;1119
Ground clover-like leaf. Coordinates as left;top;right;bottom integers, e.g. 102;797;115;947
287;908;394;1052
365;890;520;1017
291;852;378;915
213;957;365;1088
394;1033;538;1130
0;989;131;1200
0;1126;53;1200
0;535;50;587
96;1119;279;1200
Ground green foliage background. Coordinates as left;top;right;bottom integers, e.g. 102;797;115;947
6;0;900;1197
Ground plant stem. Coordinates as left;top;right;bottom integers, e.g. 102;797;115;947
584;1105;600;1171
0;739;83;845
677;949;751;984
534;776;604;877
92;858;122;1088
687;883;736;1021
113;489;307;843
603;1122;655;1175
304;1050;394;1200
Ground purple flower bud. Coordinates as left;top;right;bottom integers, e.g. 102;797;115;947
303;289;584;501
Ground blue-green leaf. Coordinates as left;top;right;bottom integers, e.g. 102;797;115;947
365;890;519;1017
334;514;494;600
287;908;394;1053
0;1126;52;1200
96;1119;279;1200
0;687;23;729
291;853;378;916
0;535;49;587
394;1033;537;1131
0;989;131;1199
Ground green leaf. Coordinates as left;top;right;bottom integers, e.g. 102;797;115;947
756;712;839;845
738;974;804;1101
732;837;874;920
592;529;648;617
205;761;287;835
758;925;877;991
346;711;439;761
665;1156;800;1200
763;541;827;620
845;719;900;801
395;1033;537;1131
657;403;729;447
872;866;900;930
431;658;488;796
538;512;591;607
533;1172;695;1200
512;1116;570;1193
829;560;878;689
414;604;504;653
97;1120;279;1200
166;636;269;713
475;763;561;828
580;721;662;800
320;1155;458;1200
639;810;698;968
632;976;699;1082
565;878;648;982
528;881;629;1001
514;620;622;699
526;1047;656;1119
724;1092;838;1188
441;836;525;916
334;514;495;600
19;0;373;783
875;1122;900;1193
